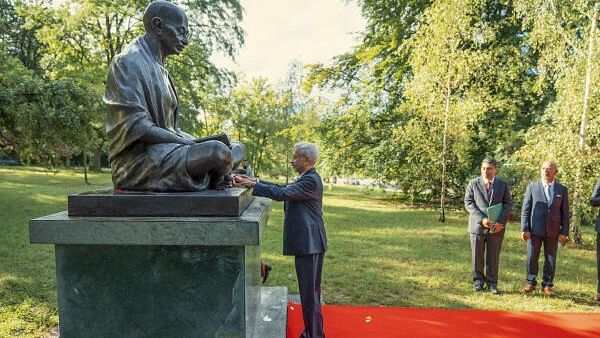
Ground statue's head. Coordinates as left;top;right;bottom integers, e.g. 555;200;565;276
143;1;189;57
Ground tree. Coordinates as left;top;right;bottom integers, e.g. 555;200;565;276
227;78;288;176
307;0;541;213
404;0;495;221
0;0;45;73
0;48;34;162
0;49;94;170
515;0;600;244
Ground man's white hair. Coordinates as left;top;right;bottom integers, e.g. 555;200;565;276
542;160;559;173
294;142;319;163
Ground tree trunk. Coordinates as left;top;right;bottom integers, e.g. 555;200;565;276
439;74;452;223
93;147;102;172
83;147;89;185
14;151;21;165
571;7;597;245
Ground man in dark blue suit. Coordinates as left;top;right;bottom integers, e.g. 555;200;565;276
521;160;569;296
590;178;600;301
234;142;327;338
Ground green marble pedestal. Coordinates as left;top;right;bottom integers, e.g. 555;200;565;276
30;196;283;338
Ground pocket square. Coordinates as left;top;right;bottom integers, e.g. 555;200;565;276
556;195;562;198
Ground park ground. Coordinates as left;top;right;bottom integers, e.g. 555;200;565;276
0;166;598;337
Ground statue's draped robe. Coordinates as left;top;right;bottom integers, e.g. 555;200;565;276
104;37;209;191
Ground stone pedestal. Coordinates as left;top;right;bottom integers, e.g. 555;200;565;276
30;195;287;338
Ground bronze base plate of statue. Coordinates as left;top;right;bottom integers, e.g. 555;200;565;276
68;187;254;217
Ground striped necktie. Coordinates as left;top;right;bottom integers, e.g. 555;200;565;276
485;181;492;200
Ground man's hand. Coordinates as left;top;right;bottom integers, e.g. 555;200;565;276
521;231;531;241
558;234;568;245
233;175;256;188
492;223;504;234
481;218;493;228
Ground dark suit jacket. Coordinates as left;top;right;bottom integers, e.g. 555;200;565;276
521;180;569;237
590;178;600;233
252;168;327;256
464;177;512;234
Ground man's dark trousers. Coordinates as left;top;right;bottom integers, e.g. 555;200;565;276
526;235;558;287
470;232;504;288
296;253;324;338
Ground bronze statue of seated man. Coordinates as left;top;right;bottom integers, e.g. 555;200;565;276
104;1;243;191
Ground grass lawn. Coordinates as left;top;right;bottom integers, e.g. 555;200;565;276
0;166;598;337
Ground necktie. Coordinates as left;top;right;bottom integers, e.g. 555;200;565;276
545;184;552;204
485;182;492;200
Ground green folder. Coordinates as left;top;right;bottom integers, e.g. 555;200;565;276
486;203;503;223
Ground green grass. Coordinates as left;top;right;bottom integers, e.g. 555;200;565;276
0;166;112;337
0;167;599;337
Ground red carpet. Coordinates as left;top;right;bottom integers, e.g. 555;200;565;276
287;302;600;338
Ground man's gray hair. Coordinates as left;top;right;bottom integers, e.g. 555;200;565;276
482;157;498;167
294;142;319;163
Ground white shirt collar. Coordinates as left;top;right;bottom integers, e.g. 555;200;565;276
543;180;555;188
299;167;314;178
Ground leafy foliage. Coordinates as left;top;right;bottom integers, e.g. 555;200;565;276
0;50;93;167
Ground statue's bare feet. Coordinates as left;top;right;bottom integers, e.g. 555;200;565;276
212;174;232;190
221;175;233;189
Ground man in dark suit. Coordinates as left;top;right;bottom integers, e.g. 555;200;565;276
234;142;327;338
590;178;600;301
521;160;569;296
464;158;512;294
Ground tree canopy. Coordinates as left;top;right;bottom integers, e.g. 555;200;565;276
306;0;599;238
1;0;599;240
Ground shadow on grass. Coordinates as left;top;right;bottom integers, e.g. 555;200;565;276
0;244;57;336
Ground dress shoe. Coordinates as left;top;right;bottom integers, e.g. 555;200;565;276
473;285;484;292
522;284;535;293
488;286;500;295
543;286;554;296
594;293;600;301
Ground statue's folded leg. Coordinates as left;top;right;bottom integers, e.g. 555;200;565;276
185;140;235;189
185;140;247;189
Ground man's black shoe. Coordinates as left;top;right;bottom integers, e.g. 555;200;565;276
473;285;484;292
489;286;500;295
